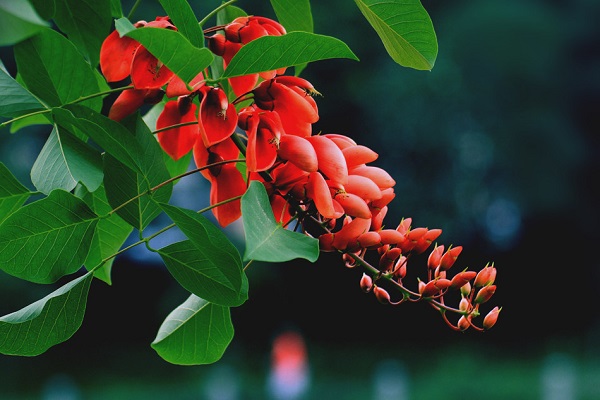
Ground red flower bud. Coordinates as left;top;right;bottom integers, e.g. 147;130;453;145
458;316;471;331
360;273;373;293
474;264;497;288
449;271;477;290
474;285;496;304
439;246;463;270
483;306;501;330
427;244;445;270
373;286;390;304
459;297;470;313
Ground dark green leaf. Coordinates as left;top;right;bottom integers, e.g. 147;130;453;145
0;189;99;284
31;125;103;194
152;294;234;365
53;105;144;174
8;112;52;133
0;271;93;356
158;0;204;48
0;162;32;225
13;28;102;110
0;62;45;118
0;0;49;46
354;0;438;70
77;184;133;284
53;0;113;67
109;0;122;18
116;19;214;86
158;203;246;307
102;114;172;230
221;32;358;79
242;181;319;263
30;0;56;20
269;0;313;33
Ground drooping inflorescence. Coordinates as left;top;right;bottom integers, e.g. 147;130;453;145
99;14;500;331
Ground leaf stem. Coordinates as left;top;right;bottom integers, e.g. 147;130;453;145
199;0;238;27
0;109;50;130
107;158;244;217
127;0;142;19
64;85;134;106
152;121;198;134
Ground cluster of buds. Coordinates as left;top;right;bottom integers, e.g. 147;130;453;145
99;15;500;331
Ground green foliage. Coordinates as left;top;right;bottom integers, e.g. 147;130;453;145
0;189;98;284
158;203;248;307
221;31;359;79
0;0;439;362
0;272;93;356
14;28;102;110
0;0;49;46
151;294;235;365
242;181;319;263
354;0;438;70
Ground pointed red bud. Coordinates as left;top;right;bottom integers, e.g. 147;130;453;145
458;316;471;331
373;286;391;304
345;175;382;201
334;192;371;219
349;165;395;189
474;285;496;304
427;244;445;269
439;246;463;270
459;297;470;313
474;264;497;288
342;145;378;168
307;135;348;185
483;306;501;330
278;134;319;172
360;273;373;293
449;271;477;290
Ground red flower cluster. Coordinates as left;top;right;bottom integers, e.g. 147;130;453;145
99;15;500;330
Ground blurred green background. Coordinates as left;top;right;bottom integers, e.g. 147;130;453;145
1;0;599;399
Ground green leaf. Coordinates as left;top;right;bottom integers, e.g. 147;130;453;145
31;125;103;194
102;114;172;230
30;0;56;20
0;189;99;284
158;0;204;48
269;0;313;33
116;19;214;86
8;112;52;134
221;32;358;79
0;162;32;225
151;294;234;365
77;184;133;285
0;271;93;356
157;203;246;307
109;0;123;18
354;0;438;71
53;105;144;174
0;63;45;118
242;181;319;263
53;0;113;67
216;4;246;26
13;28;102;110
0;0;49;46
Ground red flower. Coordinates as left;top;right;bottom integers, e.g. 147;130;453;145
238;105;283;172
108;88;163;121
198;86;238;147
156;97;198;160
253;76;319;137
193;137;246;227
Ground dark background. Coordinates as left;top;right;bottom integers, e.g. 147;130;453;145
1;0;599;398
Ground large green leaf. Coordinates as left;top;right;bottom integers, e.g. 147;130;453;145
0;271;93;356
158;203;247;307
77;184;133;285
152;294;234;365
354;0;438;70
0;162;32;225
31;125;103;194
102;114;172;230
116;19;213;86
53;105;144;174
158;0;204;48
221;32;358;79
0;0;49;46
29;0;56;20
241;181;319;263
269;0;313;33
53;0;113;67
13;28;102;110
0;63;45;118
0;189;98;283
